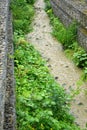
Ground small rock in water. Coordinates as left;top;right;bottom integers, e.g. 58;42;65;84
74;121;80;126
69;86;73;91
46;58;50;62
43;25;46;28
36;37;39;40
62;83;66;87
48;64;51;68
78;102;83;105
55;76;58;80
65;65;69;68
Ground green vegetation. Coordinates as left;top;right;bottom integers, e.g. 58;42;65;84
14;39;80;130
73;48;87;80
11;0;35;34
44;0;87;81
11;0;82;129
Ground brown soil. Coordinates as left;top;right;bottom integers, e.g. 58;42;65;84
27;0;87;129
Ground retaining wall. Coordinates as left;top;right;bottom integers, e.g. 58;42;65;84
0;0;87;129
50;0;87;50
0;0;15;129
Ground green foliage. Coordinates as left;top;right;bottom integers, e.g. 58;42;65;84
84;67;87;79
73;49;87;68
50;17;77;49
44;0;51;12
11;0;34;34
73;48;87;80
26;0;36;4
14;38;81;130
45;1;77;49
12;0;82;129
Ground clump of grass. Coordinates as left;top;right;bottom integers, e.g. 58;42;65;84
46;9;77;49
11;0;35;34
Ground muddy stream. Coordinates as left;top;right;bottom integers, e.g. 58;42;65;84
27;0;87;129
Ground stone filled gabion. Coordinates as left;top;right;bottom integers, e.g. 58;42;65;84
50;0;87;51
0;0;15;130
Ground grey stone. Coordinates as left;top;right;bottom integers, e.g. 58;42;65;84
78;102;83;105
55;76;58;80
50;0;87;51
0;0;15;129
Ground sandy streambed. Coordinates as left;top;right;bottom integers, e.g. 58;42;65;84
27;0;87;128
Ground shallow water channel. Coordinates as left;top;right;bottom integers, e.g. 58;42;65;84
27;0;87;129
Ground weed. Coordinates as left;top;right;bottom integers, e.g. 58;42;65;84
14;38;81;130
73;49;87;68
11;0;34;34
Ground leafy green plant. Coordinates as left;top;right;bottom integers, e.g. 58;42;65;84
26;0;36;4
73;49;87;68
14;38;81;130
84;67;87;79
51;18;77;49
11;0;34;34
44;0;51;12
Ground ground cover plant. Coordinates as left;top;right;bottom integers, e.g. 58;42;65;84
12;0;82;129
14;39;81;130
44;0;87;81
11;0;35;34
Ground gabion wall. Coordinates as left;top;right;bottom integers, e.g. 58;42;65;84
0;0;15;129
50;0;87;50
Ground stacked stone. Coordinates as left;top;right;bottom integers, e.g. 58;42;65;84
0;0;9;129
3;11;16;130
50;0;87;50
0;0;15;129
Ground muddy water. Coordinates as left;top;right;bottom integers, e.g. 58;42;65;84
27;0;87;129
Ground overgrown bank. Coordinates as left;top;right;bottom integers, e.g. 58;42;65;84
44;0;87;81
11;0;82;129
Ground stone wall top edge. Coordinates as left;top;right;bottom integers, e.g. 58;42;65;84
56;0;87;15
0;1;10;84
0;0;10;21
66;0;87;15
51;0;87;27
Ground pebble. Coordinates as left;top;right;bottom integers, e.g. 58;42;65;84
46;58;50;62
48;64;51;68
62;83;66;87
75;121;80;126
55;76;58;80
78;102;83;105
36;37;39;40
65;65;69;68
43;25;46;28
